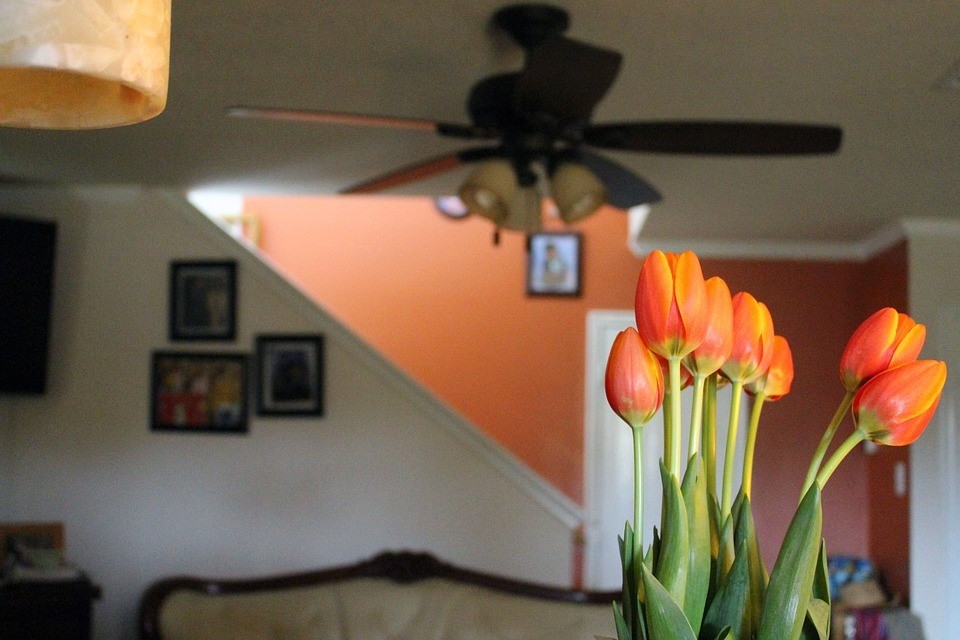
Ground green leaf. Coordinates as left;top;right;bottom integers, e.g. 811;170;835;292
613;602;631;640
707;493;723;608
619;522;642;639
802;600;831;640
701;537;752;640
716;514;735;590
641;563;697;640
757;484;823;640
712;627;736;640
800;541;832;640
681;455;711;634
731;488;746;531
733;496;766;632
655;460;689;606
648;527;661;571
812;540;831;605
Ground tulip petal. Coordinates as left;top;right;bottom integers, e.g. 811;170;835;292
636;250;675;352
890;324;925;368
853;360;947;445
686;277;733;376
674;251;708;354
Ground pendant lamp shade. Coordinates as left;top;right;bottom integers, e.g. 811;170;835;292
458;159;517;223
0;0;172;129
551;161;607;222
499;186;542;233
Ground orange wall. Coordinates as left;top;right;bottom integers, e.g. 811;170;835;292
246;195;906;571
860;242;911;602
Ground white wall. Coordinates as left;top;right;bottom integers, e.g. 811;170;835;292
0;187;578;640
905;219;960;640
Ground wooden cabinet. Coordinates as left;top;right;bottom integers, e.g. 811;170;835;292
0;577;100;639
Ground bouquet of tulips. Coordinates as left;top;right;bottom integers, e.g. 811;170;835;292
602;250;947;640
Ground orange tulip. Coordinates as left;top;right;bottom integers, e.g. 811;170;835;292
853;360;947;446
746;336;794;401
684;276;734;377
840;308;925;392
605;328;665;429
720;292;775;384
634;250;708;359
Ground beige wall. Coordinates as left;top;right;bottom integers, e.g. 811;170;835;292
0;187;576;640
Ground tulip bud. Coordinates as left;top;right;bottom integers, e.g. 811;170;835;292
853;360;947;446
746;336;794;401
605;328;665;429
840;308;925;392
684;276;734;377
634;250;708;359
721;292;775;384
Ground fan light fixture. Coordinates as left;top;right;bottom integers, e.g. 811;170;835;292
458;159;517;223
458;158;607;232
0;0;172;129
551;161;608;222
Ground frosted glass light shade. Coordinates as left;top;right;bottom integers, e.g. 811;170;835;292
0;0;172;129
551;161;607;222
458;160;517;223
499;186;542;233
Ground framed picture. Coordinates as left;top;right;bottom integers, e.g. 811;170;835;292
151;352;248;434
256;335;325;417
169;261;237;341
526;232;582;297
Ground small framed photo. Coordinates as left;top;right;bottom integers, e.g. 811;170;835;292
256;335;325;417
170;261;237;341
151;352;248;434
526;232;582;297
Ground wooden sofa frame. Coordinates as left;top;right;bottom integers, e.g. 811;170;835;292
138;550;621;640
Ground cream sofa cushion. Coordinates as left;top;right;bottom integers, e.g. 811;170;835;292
157;576;617;640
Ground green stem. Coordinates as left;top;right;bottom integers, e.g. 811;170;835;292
742;394;766;498
704;374;718;500
815;428;868;490
663;386;673;475
632;425;644;575
668;358;683;478
801;390;854;498
721;380;744;518
688;374;706;460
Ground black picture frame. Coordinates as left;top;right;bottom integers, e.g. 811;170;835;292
526;231;582;297
150;351;248;434
256;334;325;417
169;261;237;341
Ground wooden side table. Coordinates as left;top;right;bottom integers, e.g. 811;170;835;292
0;577;101;639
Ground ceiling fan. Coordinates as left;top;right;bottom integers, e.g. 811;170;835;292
228;3;842;232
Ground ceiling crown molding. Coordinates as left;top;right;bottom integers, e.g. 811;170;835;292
628;213;910;263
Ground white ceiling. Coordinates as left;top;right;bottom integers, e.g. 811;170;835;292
1;2;959;246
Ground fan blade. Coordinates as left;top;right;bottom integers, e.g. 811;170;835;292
339;147;500;194
577;150;662;209
227;106;495;140
583;121;843;155
514;35;622;123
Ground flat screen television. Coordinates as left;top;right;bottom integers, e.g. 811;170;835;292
0;215;57;395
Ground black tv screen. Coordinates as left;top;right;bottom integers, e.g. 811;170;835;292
0;215;57;394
